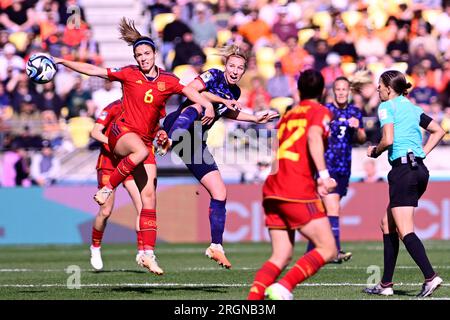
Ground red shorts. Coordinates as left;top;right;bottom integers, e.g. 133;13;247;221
107;122;156;165
97;168;134;189
108;122;133;152
263;198;326;230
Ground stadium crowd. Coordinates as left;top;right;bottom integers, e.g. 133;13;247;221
0;0;449;186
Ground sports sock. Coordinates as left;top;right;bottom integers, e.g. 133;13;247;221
108;156;137;189
139;209;157;251
91;227;104;248
402;232;436;280
381;233;399;285
168;106;199;139
247;261;281;300
209;199;226;245
278;249;325;292
328;216;341;251
137;230;144;251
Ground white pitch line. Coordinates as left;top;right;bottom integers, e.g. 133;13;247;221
1;265;450;272
0;283;449;288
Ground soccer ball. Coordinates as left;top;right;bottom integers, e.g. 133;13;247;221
26;53;57;84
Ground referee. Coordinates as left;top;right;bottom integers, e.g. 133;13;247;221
364;70;445;297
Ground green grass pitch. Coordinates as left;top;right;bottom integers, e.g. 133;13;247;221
0;241;448;300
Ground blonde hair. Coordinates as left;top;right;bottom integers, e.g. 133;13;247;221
349;70;373;94
118;17;142;46
217;44;249;67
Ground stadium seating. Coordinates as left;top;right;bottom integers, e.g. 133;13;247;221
67;117;95;148
152;13;175;35
269;97;294;115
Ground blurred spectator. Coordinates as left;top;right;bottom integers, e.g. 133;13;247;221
247;76;271;111
30;139;60;186
212;0;233;29
407;44;441;75
304;26;323;56
279;35;308;78
45;24;66;58
10;96;41;134
238;10;273;49
378;16;399;45
0;0;37;33
65;76;94;118
386;26;410;62
39;81;63;117
92;80;122;119
358;159;383;183
171;32;206;70
355;27;386;59
1;139;31;187
190;2;217;48
62;18;89;48
272;6;298;44
0;82;12;111
78;28;101;65
145;0;172;19
331;27;358;62
58;0;86;25
7;72;40;113
321;52;344;88
266;61;294;98
409;71;439;106
161;5;192;68
0;43;25;82
313;39;330;71
409;21;439;57
434;1;450;35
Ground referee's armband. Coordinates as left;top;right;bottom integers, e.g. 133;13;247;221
420;113;433;129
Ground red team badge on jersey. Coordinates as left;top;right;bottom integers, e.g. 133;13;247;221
157;82;166;91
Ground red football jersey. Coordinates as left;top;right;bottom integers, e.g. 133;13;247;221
263;100;332;201
107;65;185;144
95;100;123;170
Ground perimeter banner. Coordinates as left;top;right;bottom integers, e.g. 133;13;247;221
0;182;448;244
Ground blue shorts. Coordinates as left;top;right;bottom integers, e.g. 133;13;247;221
164;110;219;181
330;173;350;198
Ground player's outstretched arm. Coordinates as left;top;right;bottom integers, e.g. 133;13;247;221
224;110;279;123
200;92;241;111
53;57;108;79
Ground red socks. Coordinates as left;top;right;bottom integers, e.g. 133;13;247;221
137;230;144;251
278;249;325;292
108;156;137;189
139;209;157;250
248;261;281;300
91;227;104;248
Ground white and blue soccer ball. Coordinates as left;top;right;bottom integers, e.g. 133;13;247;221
26;53;57;84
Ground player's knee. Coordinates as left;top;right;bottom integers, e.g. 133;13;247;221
380;216;388;232
135;147;149;163
270;253;292;269
99;207;112;219
141;188;156;204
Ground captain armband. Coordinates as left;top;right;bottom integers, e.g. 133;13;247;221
420;113;433;129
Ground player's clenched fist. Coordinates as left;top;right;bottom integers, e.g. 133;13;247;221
155;129;168;146
317;177;337;197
